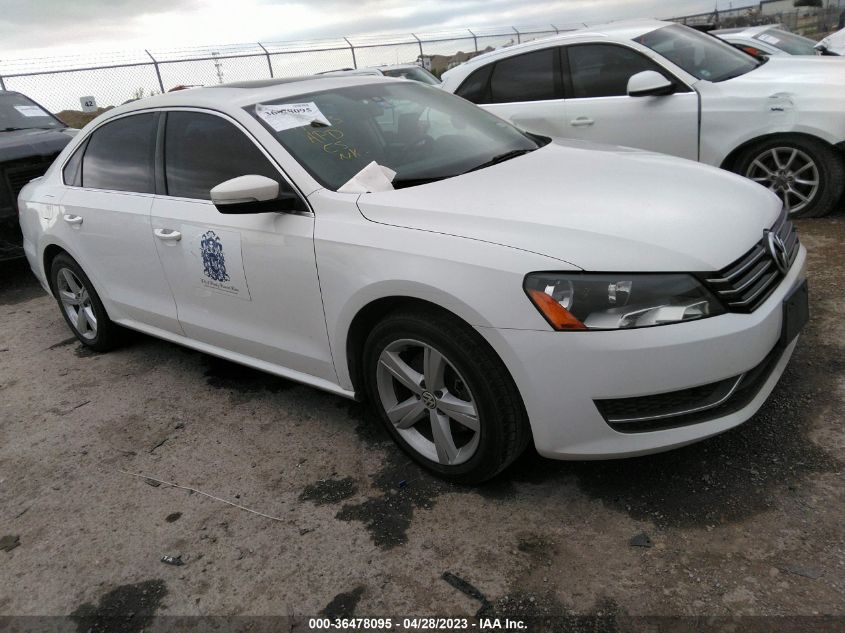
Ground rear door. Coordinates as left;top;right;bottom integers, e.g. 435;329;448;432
58;112;181;333
455;47;569;138
149;109;335;382
560;43;699;160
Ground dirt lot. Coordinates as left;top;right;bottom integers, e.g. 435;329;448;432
0;217;843;630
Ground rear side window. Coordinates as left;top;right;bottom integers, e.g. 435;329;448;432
82;113;157;193
566;44;669;98
62;141;86;187
164;111;282;200
489;48;559;103
455;65;494;104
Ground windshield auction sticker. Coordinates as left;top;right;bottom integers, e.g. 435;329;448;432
14;104;49;117
256;102;331;132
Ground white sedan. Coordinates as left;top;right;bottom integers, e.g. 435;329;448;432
19;76;807;482
441;19;845;218
712;26;822;58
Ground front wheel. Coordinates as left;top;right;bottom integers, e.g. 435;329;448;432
735;136;845;218
363;307;530;484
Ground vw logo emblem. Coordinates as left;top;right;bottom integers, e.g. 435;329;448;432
421;391;437;410
765;230;790;275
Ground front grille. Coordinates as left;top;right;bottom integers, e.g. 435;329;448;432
702;208;799;313
595;343;786;433
2;158;57;207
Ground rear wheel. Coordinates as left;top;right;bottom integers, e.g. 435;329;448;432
735;136;844;218
363;307;530;484
50;253;120;352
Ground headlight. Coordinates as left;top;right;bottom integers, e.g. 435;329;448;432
524;273;725;331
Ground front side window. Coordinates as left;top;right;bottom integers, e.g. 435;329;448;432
248;82;540;191
164;111;283;200
0;92;64;132
635;24;760;82
82;113;156;193
489;48;559;103
566;44;669;98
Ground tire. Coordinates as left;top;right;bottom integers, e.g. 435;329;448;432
363;306;531;484
50;253;121;352
733;135;845;218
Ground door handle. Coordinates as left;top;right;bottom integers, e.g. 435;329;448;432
62;214;83;225
154;228;182;242
570;117;595;127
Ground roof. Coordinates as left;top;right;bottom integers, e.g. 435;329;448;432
103;75;399;118
442;19;671;79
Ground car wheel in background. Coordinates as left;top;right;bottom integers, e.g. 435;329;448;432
363;306;531;484
735;135;845;218
50;252;120;352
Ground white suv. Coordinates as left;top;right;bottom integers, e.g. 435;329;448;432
441;19;845;218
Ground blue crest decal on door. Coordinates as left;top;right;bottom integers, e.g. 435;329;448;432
200;230;230;283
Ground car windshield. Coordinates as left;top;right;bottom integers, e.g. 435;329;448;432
0;92;64;131
247;82;540;190
635;24;761;82
753;28;818;55
381;66;441;85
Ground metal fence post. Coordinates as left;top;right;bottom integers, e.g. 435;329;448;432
0;73;5;91
257;42;274;78
512;26;521;43
467;29;478;52
411;33;424;60
145;49;165;93
343;37;358;69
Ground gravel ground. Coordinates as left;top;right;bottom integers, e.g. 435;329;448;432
0;217;843;630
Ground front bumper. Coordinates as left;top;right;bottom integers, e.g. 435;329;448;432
477;245;807;459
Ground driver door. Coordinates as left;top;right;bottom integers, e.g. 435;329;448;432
561;43;699;161
150;110;336;383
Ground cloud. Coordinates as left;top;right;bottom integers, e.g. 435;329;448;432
0;0;716;58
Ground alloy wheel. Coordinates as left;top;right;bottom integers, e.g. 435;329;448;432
375;338;480;466
745;147;820;216
57;267;97;340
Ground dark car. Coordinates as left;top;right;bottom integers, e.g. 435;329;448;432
1;91;74;261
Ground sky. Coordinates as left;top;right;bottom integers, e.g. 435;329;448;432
0;0;726;60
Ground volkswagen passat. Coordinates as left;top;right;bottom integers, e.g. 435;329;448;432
18;77;808;483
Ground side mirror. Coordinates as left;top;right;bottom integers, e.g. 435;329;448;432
627;71;676;98
210;175;304;214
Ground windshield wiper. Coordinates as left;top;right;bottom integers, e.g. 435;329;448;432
463;148;535;174
2;127;26;132
391;147;538;189
391;175;450;189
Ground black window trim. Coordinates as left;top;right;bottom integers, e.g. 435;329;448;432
561;42;693;100
60;110;160;194
60;106;311;214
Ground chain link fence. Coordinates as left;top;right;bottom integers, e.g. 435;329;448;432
0;24;577;114
672;4;842;36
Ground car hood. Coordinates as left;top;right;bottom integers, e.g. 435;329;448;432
722;56;845;91
0;127;73;162
356;140;782;272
